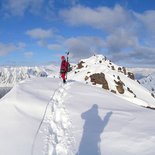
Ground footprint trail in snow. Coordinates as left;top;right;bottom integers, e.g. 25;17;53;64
43;82;75;155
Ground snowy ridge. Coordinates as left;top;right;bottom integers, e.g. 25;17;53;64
0;65;58;87
43;82;75;155
68;55;155;108
1;78;155;155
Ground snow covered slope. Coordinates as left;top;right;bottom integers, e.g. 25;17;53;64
0;65;58;87
68;55;155;108
140;72;155;95
0;78;60;155
0;77;155;155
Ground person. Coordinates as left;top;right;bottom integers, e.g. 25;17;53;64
60;56;68;83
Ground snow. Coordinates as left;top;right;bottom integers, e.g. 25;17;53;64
68;55;155;108
0;77;155;155
129;67;155;79
0;65;59;87
140;72;155;94
0;78;60;155
0;55;155;155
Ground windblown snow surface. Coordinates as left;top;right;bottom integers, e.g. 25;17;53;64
0;77;155;155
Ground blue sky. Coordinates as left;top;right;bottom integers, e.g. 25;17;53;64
0;0;155;67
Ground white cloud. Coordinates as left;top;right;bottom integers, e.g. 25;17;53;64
47;44;63;51
105;28;138;52
3;0;44;16
60;5;132;32
26;28;54;40
2;0;79;17
59;5;155;66
135;10;155;34
45;36;105;61
24;52;34;57
0;42;25;56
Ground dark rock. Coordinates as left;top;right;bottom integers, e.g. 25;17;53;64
111;66;115;70
85;76;89;81
127;87;136;97
77;61;85;69
111;90;116;94
90;73;109;90
114;80;125;94
127;87;133;93
145;106;155;110
118;67;122;72
128;72;135;80
122;67;127;75
117;76;120;80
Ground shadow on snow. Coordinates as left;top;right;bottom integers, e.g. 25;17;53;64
76;104;112;155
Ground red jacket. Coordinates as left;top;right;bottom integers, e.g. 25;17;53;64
60;60;68;73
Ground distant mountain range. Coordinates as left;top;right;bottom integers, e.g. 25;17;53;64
0;65;59;87
140;73;155;94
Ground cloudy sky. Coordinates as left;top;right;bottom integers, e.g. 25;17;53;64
0;0;155;67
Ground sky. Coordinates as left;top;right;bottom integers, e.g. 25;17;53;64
0;0;155;67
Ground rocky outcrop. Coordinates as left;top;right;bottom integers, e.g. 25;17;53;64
90;73;109;90
122;67;127;75
151;93;155;98
118;67;123;73
127;87;136;97
128;72;135;80
85;76;89;81
111;90;116;94
111;66;115;70
77;61;85;69
114;80;125;94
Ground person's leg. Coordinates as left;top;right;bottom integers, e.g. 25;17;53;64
61;73;66;83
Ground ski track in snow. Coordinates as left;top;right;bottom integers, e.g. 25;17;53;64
43;82;75;155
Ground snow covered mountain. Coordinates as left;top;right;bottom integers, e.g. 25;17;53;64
68;55;155;108
0;65;59;87
140;72;155;95
0;77;155;155
128;67;155;80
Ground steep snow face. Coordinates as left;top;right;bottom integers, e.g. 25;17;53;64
68;55;155;108
140;72;155;95
0;65;59;87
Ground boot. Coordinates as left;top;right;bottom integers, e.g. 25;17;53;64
63;79;66;83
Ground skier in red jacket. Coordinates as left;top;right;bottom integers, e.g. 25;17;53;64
60;56;68;83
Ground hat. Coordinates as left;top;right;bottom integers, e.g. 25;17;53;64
61;56;65;60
